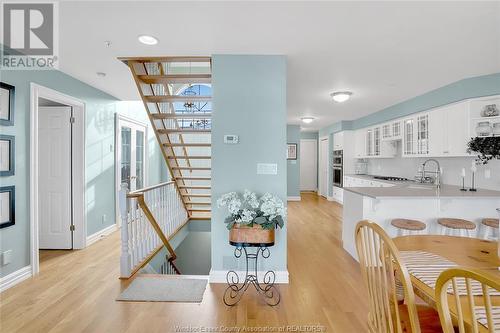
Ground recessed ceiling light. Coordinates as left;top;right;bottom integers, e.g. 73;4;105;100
301;117;315;124
331;91;353;103
138;35;158;45
96;72;106;77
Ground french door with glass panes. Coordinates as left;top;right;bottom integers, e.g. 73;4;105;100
116;115;147;194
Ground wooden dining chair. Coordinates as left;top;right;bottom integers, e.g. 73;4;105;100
355;220;441;333
436;267;500;333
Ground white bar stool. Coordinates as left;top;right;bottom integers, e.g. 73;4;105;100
481;218;499;240
391;218;426;236
437;218;476;237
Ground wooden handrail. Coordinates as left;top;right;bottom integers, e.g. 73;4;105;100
136;194;177;262
127;181;175;198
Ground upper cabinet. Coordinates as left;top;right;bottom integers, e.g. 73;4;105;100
429;102;470;157
333;131;344;150
355;125;396;158
350;95;498;159
382;120;402;141
402;113;430;157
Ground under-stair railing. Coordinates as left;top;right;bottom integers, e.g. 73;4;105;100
119;181;188;278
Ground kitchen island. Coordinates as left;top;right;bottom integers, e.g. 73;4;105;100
342;179;500;260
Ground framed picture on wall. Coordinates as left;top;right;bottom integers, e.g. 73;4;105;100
287;143;297;160
0;186;15;229
0;82;15;126
0;135;15;176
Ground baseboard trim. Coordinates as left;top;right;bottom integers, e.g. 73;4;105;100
287;196;301;201
327;196;335;201
86;224;117;247
0;266;32;292
209;269;289;284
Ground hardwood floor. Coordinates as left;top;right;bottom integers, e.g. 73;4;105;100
0;193;368;332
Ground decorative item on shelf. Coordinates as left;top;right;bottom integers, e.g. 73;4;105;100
0;135;14;176
493;122;500;136
217;190;285;306
460;168;467;191
481;104;499;117
467;137;500;165
0;82;15;126
469;161;477;192
0;186;15;229
476;121;492;137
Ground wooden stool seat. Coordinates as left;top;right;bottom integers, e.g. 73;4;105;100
438;218;476;230
482;218;499;229
391;219;426;231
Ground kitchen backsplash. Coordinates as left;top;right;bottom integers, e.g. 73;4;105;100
367;156;500;191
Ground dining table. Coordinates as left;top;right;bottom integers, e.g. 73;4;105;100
394;235;500;332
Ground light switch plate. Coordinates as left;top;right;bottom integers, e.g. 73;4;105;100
2;250;12;265
257;163;278;175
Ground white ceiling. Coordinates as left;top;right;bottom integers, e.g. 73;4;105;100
58;1;500;130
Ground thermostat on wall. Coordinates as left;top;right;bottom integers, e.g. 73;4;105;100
224;135;239;144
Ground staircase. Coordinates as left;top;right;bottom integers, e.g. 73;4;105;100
120;57;212;219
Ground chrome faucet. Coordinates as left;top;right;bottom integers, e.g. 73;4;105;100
419;159;442;188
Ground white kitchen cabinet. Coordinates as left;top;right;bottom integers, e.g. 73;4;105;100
354;129;365;158
403;113;430;157
343;176;394;188
333;132;344;150
382;120;402;141
332;186;343;204
440;103;470;157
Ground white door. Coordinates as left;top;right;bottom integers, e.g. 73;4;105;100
318;138;329;197
39;106;73;249
116;116;147;223
300;139;317;191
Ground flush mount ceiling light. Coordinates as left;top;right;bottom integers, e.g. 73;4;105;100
301;117;315;124
331;91;353;103
138;35;158;45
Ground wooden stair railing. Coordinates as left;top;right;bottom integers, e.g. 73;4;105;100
120;56;212;220
119;182;187;279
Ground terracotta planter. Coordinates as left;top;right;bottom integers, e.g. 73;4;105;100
229;224;275;246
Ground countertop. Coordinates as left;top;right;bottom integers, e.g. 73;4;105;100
342;174;500;199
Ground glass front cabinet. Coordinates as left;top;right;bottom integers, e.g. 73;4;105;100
403;113;430;157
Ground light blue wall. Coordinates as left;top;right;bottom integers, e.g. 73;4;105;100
211;55;287;272
0;70;167;278
300;131;318;140
286;125;300;197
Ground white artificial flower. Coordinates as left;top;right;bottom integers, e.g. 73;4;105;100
243;189;260;209
240;209;256;223
259;193;285;220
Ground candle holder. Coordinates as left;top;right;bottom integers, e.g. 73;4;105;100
469;172;477;192
460;176;467;191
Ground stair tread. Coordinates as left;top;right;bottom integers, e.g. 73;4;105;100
185;202;211;205
188;208;211;212
178;185;211;189
138;74;211;84
182;194;211;197
158;129;211;134
172;167;211;170
152;113;211;119
175;177;211;180
166;156;211;159
163;143;211;147
145;95;211;103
